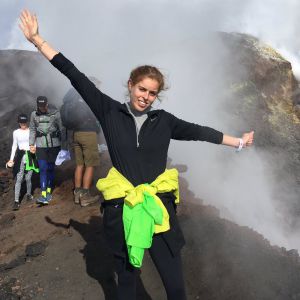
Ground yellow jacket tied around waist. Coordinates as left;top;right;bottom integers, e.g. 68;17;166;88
96;167;179;267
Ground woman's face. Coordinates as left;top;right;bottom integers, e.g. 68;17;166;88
19;123;28;129
128;77;159;112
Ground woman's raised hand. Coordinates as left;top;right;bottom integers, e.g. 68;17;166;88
19;9;58;60
19;9;39;43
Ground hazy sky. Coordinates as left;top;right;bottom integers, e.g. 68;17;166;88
2;0;300;76
1;0;300;250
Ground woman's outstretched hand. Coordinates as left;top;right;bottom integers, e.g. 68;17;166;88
19;9;39;43
222;131;254;150
242;131;254;148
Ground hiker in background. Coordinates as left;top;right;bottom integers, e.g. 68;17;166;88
20;10;254;300
29;96;63;205
7;114;34;211
60;85;101;207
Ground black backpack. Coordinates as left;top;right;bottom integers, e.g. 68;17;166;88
60;88;97;131
60;89;80;130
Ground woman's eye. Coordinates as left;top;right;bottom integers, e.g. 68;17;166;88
150;92;157;97
139;87;146;92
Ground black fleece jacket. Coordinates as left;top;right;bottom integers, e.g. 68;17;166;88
51;53;223;186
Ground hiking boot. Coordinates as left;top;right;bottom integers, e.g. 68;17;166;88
26;194;33;202
80;192;99;207
12;201;20;211
36;196;49;205
73;188;82;205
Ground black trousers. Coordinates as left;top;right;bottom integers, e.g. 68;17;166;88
103;193;186;300
114;234;186;300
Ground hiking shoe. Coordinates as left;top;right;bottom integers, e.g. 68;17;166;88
46;193;53;202
36;196;49;205
12;201;20;211
80;192;99;207
73;188;82;205
26;194;34;202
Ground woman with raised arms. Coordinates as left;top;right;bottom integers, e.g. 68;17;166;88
19;9;253;300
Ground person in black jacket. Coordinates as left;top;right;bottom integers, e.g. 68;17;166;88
20;10;254;300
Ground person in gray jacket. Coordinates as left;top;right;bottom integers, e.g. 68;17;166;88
29;96;63;204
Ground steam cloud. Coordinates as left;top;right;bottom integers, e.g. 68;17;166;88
1;0;300;249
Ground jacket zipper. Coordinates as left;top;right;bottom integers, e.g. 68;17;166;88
124;103;150;148
131;115;140;148
128;114;149;148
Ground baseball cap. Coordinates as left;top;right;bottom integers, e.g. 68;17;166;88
18;114;28;123
37;96;48;107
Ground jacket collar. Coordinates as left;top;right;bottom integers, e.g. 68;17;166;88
119;103;160;118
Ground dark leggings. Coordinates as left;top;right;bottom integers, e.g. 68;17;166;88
115;234;186;300
38;160;55;191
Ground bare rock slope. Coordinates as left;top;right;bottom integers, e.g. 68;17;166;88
220;32;300;184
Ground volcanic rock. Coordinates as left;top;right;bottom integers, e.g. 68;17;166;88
219;32;300;210
25;241;48;258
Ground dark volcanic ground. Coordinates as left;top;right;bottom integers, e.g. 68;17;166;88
1;152;300;300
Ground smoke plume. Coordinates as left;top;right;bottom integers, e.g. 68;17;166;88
1;0;300;250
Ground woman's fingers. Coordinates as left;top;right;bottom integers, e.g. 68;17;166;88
242;131;254;148
24;9;31;20
249;131;254;140
19;20;29;38
21;9;36;25
19;9;39;41
21;10;33;26
248;131;254;145
33;14;38;26
20;13;27;26
246;131;254;146
20;12;30;31
33;14;39;33
18;23;25;34
30;13;35;25
21;10;29;23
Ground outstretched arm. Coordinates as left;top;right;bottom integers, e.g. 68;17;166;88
19;9;119;122
19;9;57;60
168;111;254;150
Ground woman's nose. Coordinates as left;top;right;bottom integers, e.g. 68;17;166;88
143;91;149;100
